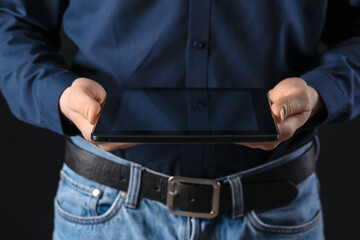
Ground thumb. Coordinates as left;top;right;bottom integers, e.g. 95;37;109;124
68;78;106;124
84;99;102;125
69;92;102;125
271;94;307;122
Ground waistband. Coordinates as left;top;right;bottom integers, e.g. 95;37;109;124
69;135;315;180
64;137;317;219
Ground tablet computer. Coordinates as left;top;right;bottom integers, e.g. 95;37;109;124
91;88;279;143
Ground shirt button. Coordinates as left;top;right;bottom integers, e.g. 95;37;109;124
192;100;205;108
192;40;205;49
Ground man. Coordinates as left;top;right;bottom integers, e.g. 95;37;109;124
0;0;359;239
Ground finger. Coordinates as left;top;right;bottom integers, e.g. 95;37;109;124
236;111;309;150
70;111;95;141
68;92;102;124
236;141;280;151
267;83;293;104
268;78;307;102
70;111;139;151
72;78;107;105
97;142;140;151
271;93;310;122
268;88;288;122
276;111;309;140
268;88;284;104
87;102;102;125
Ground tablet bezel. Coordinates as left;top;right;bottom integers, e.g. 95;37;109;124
91;88;279;143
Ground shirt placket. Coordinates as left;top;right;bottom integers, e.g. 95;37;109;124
186;0;211;88
182;0;212;177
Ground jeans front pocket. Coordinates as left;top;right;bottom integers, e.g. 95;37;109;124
246;174;324;237
55;165;126;225
247;209;322;235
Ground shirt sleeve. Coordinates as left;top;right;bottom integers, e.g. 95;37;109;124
301;0;360;126
0;0;79;135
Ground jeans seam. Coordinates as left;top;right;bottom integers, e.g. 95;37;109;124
93;185;106;216
55;190;124;225
60;171;97;196
247;209;322;234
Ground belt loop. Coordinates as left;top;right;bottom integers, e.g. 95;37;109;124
227;175;244;218
314;135;320;161
125;163;143;209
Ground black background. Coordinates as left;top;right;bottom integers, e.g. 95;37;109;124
0;34;359;240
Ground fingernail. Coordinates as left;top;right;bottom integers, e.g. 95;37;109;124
280;107;285;121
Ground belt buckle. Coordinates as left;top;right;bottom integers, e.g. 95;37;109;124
167;176;221;219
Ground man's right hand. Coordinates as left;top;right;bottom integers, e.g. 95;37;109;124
59;77;138;151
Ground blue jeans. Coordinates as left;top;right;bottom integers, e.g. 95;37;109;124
53;136;324;240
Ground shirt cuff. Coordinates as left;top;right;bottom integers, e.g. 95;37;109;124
300;70;349;127
38;70;79;135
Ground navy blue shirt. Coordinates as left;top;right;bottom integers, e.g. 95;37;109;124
1;0;360;178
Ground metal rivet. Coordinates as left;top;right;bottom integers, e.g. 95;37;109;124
92;189;101;197
120;192;127;198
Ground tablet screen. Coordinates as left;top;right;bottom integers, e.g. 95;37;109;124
92;88;278;143
112;90;257;132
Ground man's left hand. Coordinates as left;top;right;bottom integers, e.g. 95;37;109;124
238;77;322;150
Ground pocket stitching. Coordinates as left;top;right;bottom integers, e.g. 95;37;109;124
55;191;125;225
60;171;99;196
247;209;322;234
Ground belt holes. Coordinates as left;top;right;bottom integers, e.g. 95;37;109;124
154;185;161;192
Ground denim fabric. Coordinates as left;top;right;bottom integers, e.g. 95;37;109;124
53;137;324;239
